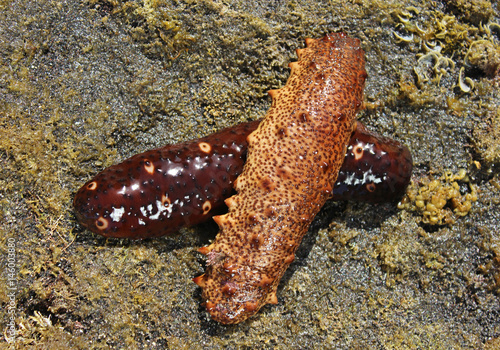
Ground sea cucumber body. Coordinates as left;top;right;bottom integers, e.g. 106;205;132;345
194;33;367;324
74;120;412;239
334;122;413;203
73;121;258;239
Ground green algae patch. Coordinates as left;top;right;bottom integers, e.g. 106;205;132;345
447;0;495;26
398;170;478;225
465;39;500;77
86;0;196;61
472;105;500;163
10;311;89;349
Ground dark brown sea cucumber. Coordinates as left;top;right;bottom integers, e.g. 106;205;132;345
335;122;412;203
73;121;257;239
73;119;411;239
193;33;367;324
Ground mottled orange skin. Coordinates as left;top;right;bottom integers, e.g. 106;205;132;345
194;33;367;324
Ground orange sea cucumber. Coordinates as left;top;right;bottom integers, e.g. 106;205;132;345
194;33;367;324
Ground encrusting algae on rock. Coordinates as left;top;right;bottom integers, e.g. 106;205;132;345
398;169;478;226
193;33;367;324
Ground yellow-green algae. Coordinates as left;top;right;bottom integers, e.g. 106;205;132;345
398;169;478;226
472;105;500;167
1;0;499;348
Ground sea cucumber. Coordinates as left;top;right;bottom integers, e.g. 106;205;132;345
74;121;258;239
335;122;412;203
193;33;367;324
73;120;412;239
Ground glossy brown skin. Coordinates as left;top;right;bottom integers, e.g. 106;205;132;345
74;121;259;239
73;120;412;239
194;33;367;324
334;122;412;203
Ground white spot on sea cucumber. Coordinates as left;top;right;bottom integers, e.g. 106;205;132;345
149;200;168;220
110;206;125;222
362;169;382;185
139;199;173;220
192;156;208;170
117;182;141;195
167;164;184;177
